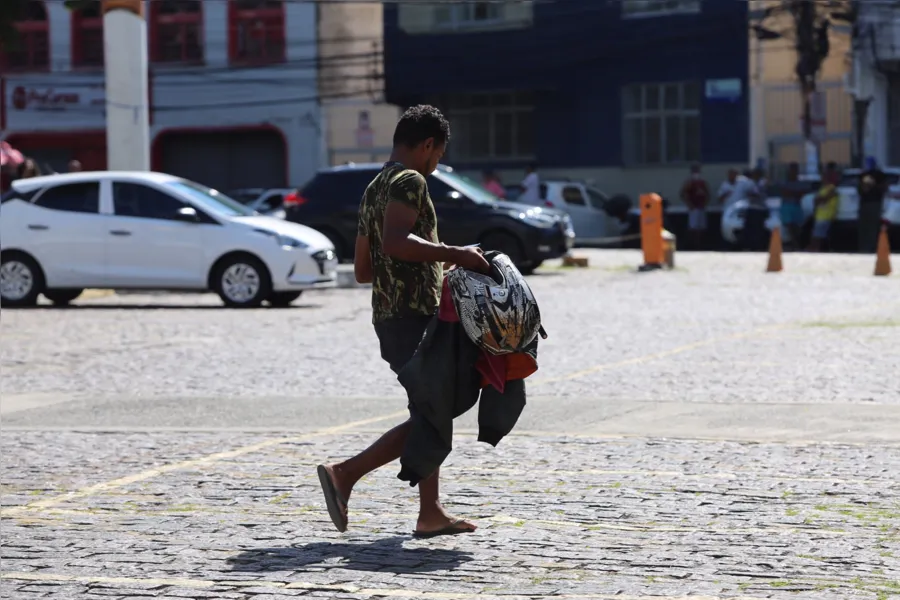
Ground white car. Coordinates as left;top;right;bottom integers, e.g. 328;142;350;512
0;172;338;308
721;169;900;246
800;168;900;223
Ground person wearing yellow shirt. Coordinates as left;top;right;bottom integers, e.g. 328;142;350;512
807;163;841;252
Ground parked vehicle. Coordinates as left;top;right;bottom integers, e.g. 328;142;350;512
721;169;900;249
800;168;900;223
1;172;337;308
506;180;631;245
287;163;574;273
227;187;296;220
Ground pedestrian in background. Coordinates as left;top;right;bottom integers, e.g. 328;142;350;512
717;168;738;207
68;160;83;173
733;168;766;250
519;163;540;205
779;162;806;250
680;163;711;250
17;158;41;179
482;170;506;199
857;156;887;254
807;162;841;253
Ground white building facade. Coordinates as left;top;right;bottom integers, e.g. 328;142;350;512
0;0;322;191
850;0;900;166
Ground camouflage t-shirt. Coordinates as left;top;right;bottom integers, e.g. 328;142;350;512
358;162;442;324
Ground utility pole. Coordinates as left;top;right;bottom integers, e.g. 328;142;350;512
102;0;150;171
791;0;828;176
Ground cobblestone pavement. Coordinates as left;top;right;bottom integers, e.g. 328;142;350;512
2;431;898;599
2;250;899;599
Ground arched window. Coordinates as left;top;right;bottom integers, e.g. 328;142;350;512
229;0;285;64
71;0;104;68
150;1;203;64
0;1;50;72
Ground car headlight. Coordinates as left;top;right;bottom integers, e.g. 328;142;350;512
275;234;308;249
518;210;556;228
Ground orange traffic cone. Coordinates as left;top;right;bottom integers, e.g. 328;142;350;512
766;226;783;273
874;224;892;276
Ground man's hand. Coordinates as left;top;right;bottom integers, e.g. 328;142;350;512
449;246;490;273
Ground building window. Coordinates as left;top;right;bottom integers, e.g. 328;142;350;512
432;92;535;162
621;0;701;17
622;81;701;165
229;0;285;64
72;0;104;68
434;3;502;29
0;1;50;72
151;0;204;64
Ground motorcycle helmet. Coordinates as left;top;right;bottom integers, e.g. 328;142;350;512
446;251;543;355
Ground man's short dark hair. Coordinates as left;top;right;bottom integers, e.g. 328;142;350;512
393;105;450;148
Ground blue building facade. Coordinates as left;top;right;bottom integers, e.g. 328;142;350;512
382;0;749;202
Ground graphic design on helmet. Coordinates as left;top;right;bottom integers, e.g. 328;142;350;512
447;251;542;355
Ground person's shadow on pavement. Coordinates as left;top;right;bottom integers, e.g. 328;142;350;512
226;535;473;574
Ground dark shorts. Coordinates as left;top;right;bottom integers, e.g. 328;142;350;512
373;315;433;375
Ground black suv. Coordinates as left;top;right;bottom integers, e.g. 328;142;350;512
287;164;574;273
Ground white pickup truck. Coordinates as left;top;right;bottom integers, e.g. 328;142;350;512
505;180;629;245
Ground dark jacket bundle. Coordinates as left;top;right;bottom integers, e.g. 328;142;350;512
396;280;539;486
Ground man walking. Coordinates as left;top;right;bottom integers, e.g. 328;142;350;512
317;105;490;538
857;156;887;254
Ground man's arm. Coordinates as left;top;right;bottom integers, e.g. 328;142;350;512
382;201;460;263
354;235;373;284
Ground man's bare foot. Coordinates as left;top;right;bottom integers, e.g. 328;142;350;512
414;511;477;538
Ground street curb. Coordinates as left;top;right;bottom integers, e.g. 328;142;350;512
337;266;370;289
80;289;116;300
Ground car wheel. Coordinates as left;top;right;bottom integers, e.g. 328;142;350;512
43;288;84;306
481;231;526;266
214;255;272;308
0;252;44;308
518;260;543;275
268;291;303;307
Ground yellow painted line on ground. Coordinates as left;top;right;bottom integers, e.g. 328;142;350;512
0;410;407;517
0;572;792;599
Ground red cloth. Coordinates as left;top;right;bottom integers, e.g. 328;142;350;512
438;278;539;393
682;178;710;209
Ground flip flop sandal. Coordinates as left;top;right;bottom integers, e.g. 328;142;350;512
412;519;475;539
317;465;348;533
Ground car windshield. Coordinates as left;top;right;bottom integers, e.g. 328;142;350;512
437;170;499;204
586;187;608;210
228;191;261;205
166;179;257;216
